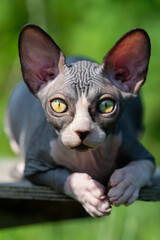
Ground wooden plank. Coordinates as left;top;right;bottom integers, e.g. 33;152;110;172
0;159;160;228
0;159;88;228
138;170;160;201
0;180;71;201
0;174;159;202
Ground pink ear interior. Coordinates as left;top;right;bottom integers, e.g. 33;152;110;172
19;25;65;94
103;29;151;94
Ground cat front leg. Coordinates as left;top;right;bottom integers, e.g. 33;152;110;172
64;172;111;217
107;160;155;206
26;163;111;217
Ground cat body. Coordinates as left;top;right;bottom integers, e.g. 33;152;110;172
6;25;155;217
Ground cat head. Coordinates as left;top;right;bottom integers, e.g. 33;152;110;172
19;24;150;151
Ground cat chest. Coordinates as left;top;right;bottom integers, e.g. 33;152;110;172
49;133;122;184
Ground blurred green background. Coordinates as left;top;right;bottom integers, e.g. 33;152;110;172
0;0;160;239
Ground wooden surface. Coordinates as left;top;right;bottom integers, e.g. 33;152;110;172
0;175;160;202
138;170;160;201
0;178;88;229
0;159;160;228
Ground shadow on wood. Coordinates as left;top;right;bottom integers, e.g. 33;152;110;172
0;198;88;228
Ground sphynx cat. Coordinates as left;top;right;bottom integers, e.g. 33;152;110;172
5;24;155;217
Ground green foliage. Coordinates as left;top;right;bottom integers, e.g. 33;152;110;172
0;0;160;239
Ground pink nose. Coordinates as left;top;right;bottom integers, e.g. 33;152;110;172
75;131;90;141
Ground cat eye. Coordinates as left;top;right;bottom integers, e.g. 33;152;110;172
50;99;68;113
98;99;115;114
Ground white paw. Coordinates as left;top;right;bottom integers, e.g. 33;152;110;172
64;173;111;217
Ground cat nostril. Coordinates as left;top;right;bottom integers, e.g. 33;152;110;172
75;131;91;141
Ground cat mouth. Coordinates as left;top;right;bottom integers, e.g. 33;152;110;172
71;143;90;152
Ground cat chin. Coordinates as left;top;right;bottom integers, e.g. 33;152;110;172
71;143;94;152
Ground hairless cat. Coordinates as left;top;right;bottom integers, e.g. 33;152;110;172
5;25;155;217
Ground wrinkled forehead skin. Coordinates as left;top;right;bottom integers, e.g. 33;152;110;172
37;60;122;105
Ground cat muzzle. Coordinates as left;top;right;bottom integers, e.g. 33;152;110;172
71;143;90;152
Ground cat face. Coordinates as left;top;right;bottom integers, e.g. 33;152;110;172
37;60;124;150
18;24;150;151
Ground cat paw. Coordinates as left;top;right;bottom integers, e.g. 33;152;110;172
64;173;111;217
108;160;154;207
107;164;141;206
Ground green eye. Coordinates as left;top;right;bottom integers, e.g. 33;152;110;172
51;99;67;113
98;99;115;113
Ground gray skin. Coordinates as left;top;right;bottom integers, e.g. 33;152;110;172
5;25;155;217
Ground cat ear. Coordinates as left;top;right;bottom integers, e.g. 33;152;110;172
102;29;151;94
19;24;66;94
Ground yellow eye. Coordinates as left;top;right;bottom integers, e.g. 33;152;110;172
51;99;67;113
98;99;115;113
